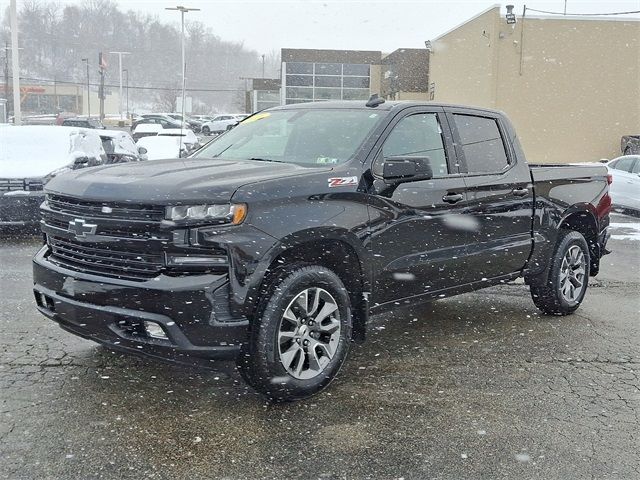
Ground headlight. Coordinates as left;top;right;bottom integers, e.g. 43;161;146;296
165;203;247;224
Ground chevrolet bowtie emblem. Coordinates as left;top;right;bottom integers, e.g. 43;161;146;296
68;218;97;237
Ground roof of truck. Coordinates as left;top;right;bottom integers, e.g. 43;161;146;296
268;100;504;115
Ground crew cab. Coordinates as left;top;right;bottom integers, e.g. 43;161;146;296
32;100;611;401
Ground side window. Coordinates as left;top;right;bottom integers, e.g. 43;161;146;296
379;113;449;177
453;114;509;174
614;157;634;172
632;160;640;174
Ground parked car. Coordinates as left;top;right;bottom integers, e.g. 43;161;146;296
191;114;214;123
99;130;145;164
33;100;611;401
62;117;106;129
621;135;640;155
132;115;184;131
157;128;201;152
162;113;202;133
102;115;131;127
1;126;106;228
201;114;245;135
136;135;188;160
132;123;164;142
604;155;640;213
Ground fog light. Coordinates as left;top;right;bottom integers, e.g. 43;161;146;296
166;254;228;266
144;321;168;340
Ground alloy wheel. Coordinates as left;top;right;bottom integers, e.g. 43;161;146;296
277;287;341;380
559;245;586;302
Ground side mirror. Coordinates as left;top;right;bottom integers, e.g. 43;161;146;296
72;156;90;169
382;156;433;182
138;146;148;155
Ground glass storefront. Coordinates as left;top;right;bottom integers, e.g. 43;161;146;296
284;62;371;104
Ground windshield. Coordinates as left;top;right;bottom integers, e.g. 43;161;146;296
193;108;384;166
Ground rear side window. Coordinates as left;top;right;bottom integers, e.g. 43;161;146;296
381;113;449;177
453;114;509;174
612;157;635;172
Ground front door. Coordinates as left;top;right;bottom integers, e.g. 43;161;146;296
367;108;473;306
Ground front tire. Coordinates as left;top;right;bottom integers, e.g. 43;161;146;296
530;230;590;315
237;265;352;401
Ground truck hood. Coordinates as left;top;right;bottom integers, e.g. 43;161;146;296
45;157;329;203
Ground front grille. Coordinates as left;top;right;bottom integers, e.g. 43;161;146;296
0;179;44;192
47;194;165;222
41;209;167;240
48;236;164;281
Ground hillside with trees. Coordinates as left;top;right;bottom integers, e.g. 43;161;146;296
1;0;281;112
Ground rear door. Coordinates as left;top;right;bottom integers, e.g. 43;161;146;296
447;109;534;279
368;107;474;305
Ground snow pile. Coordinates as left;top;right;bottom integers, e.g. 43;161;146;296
0;126;106;178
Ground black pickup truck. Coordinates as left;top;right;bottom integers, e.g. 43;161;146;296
33;100;611;401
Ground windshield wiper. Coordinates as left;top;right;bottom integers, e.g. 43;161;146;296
248;157;287;163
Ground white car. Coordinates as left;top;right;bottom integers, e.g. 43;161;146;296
201;114;245;135
157;128;201;152
605;155;640;213
1;126;106;227
99;130;144;163
136;136;188;160
132;123;163;141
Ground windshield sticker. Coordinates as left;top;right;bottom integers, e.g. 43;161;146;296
316;157;339;165
242;112;270;124
328;176;358;188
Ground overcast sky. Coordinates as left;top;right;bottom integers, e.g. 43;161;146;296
2;0;639;53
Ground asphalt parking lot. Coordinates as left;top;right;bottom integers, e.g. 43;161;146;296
1;214;639;480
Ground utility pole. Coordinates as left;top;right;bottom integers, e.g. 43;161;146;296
82;58;90;117
123;68;129;120
109;51;130;124
261;54;265;78
10;0;21;125
3;43;9;115
98;52;106;120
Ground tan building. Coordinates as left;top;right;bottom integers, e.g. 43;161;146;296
429;5;640;163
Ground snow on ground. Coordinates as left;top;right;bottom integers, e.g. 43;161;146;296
609;214;640;241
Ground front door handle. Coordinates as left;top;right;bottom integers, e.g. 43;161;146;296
511;187;529;197
442;193;464;204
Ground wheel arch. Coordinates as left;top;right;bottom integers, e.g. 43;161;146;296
558;206;600;275
248;228;371;342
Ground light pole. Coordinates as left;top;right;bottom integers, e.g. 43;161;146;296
261;54;265;78
81;58;90;117
123;68;129;119
108;51;130;123
166;5;200;128
9;0;21;125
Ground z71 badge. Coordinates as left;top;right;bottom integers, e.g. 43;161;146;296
328;176;358;188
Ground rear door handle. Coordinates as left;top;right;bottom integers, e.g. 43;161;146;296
511;187;529;197
442;193;464;204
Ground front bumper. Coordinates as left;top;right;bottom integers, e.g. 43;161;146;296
0;191;44;226
32;246;248;363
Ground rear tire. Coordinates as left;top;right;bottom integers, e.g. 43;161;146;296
237;265;352;402
202;126;210;135
529;230;590;315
